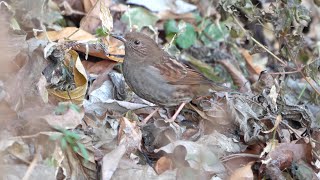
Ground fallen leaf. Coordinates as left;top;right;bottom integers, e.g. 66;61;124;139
229;162;254;180
155;140;225;173
155;156;174;174
127;0;197;14
241;49;262;75
102;144;126;180
121;7;159;30
39;27;95;41
118;117;142;153
47;50;88;104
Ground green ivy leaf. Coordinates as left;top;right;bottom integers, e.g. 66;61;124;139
121;7;159;30
164;20;196;49
199;20;229;45
77;142;89;162
164;19;179;35
176;21;196;49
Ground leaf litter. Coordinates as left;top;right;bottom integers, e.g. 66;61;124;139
0;0;320;179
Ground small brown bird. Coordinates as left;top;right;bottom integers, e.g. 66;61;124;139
112;32;229;122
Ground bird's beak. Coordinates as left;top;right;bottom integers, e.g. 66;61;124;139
110;33;126;42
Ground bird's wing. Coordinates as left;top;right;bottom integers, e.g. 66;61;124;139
151;55;212;85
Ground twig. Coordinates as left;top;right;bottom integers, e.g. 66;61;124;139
293;59;320;96
299;72;320;96
270;69;301;75
233;15;320;96
220;153;260;162
232;16;287;66
22;151;39;180
282;122;320;161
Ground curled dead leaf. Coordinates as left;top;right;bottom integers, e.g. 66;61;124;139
47;50;88;104
155;156;174;174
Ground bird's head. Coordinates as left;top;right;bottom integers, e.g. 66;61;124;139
112;32;161;61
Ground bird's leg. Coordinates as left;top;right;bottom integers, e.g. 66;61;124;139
165;102;186;123
141;107;160;124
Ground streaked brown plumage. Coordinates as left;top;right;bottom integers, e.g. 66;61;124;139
113;32;229;107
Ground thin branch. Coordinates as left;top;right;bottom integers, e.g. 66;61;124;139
22;151;39;180
232;16;287;66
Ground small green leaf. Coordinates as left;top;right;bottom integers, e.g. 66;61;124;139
176;21;196;49
199;20;229;45
64;135;74;145
60;138;67;149
164;20;179;35
96;27;108;37
72;145;79;153
66;131;80;140
121;7;159;30
44;156;58;167
164;20;196;49
193;12;202;23
77;142;89;162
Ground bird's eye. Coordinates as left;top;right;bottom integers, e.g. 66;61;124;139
134;40;140;45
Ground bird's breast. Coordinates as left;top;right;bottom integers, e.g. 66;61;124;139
122;61;193;106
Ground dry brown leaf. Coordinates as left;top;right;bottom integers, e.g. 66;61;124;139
270;143;312;162
251;70;275;93
81;0;112;34
82;60;117;75
261;114;282;133
57;0;85;15
102;144;126;180
223;154;260;177
6;48;48;112
217;60;251;92
47;50;88;104
39;27;95;41
61;142;95;180
40;27;124;62
157;11;196;22
112;158;177;179
155;140;225;173
240;49;262;75
68;38;124;62
311;129;320;155
71;41;110;59
41;104;84;129
109;3;128;12
155;156;174;174
0;18;27;75
99;0;113;33
118;117;142;153
0;132;64;179
187;103;230;125
37;75;49;103
229;161;254;180
103;37;125;62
